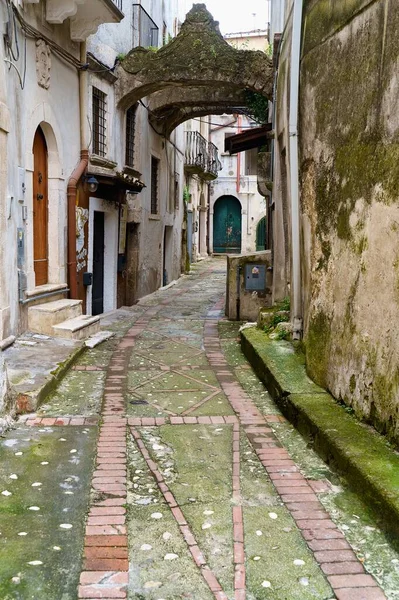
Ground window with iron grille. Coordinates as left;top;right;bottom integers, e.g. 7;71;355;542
151;156;159;214
92;87;106;156
125;105;136;167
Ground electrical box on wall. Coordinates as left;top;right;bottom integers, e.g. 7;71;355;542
244;264;266;291
18;167;26;203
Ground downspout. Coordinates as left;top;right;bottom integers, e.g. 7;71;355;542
67;41;88;299
236;114;242;194
288;0;304;340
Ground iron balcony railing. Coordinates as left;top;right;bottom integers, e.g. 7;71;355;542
185;131;207;174
132;4;159;48
205;141;222;180
112;0;123;10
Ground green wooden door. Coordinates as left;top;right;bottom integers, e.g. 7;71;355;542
256;216;267;251
213;196;242;253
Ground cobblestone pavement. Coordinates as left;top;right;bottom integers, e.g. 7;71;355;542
0;259;398;599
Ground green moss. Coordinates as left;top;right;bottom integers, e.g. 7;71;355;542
305;311;331;388
241;328;326;399
303;0;379;56
337;204;352;240
121;4;272;101
239;329;399;541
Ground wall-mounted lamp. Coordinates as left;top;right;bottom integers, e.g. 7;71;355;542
85;175;99;193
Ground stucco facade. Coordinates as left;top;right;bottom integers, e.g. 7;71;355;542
0;1;84;340
0;0;187;345
210;114;267;256
272;0;399;442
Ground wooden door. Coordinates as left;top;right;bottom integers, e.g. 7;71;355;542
33;127;48;286
213;196;242;254
92;211;105;315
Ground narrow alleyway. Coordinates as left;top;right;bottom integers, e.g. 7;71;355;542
0;259;398;600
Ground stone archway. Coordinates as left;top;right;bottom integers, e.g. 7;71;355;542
116;4;273;130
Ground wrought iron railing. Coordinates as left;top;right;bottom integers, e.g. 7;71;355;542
206;141;222;179
185;131;207;173
132;4;159;48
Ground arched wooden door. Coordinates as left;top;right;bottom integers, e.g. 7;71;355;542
213;196;242;253
33;127;48;286
256;216;267;251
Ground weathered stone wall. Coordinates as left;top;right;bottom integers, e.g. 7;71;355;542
226;251;272;321
300;0;399;441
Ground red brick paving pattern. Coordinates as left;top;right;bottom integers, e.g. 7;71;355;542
202;303;386;600
71;265;387;599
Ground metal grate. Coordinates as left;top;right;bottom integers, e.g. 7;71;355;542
92;87;106;156
151;156;159;214
185;131;207;171
125;105;136;167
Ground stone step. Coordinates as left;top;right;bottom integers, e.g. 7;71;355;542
28;299;83;335
52;315;100;340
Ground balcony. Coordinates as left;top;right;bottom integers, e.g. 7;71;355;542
185;133;222;181
32;0;124;41
185;131;207;175
132;4;159;48
203;141;222;181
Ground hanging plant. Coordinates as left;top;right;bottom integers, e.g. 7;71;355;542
183;186;191;203
244;90;269;125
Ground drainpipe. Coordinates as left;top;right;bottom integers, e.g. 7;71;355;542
67;41;88;300
288;0;304;340
236;114;242;194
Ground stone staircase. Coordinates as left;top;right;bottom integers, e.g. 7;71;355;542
28;299;100;340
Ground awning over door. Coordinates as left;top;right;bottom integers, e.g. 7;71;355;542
224;123;273;154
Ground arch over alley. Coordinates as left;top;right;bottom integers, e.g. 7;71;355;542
116;3;273;134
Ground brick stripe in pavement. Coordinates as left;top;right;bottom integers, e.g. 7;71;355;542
203;308;387;600
24;416;99;426
77;268;216;599
232;421;246;600
78;304;157;599
73;262;388;600
130;426;229;600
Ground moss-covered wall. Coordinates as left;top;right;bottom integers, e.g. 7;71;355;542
299;0;399;442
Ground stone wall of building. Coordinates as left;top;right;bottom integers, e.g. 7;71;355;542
274;0;399;442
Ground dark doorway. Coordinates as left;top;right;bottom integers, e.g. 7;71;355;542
33;127;48;286
213;195;242;254
163;226;173;286
256;216;267;251
92;211;105;315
